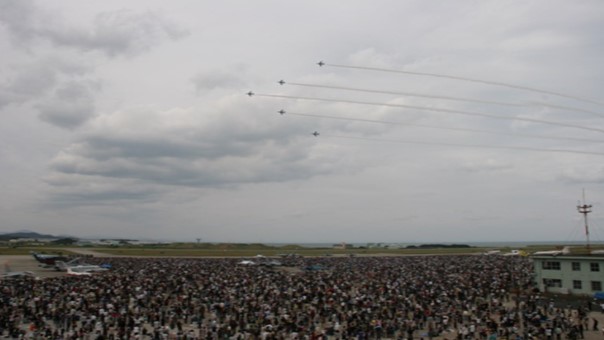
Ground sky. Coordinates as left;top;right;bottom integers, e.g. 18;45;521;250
1;0;604;244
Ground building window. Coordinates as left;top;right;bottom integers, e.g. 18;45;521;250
544;279;562;287
572;262;581;271
591;281;602;291
590;263;600;272
573;280;582;289
542;261;561;270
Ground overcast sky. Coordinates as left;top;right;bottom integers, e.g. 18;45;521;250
1;0;603;244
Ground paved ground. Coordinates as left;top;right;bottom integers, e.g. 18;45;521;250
1;254;65;278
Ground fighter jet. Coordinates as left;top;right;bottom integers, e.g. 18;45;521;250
278;80;285;85
317;61;325;67
2;271;35;279
55;259;108;273
312;131;320;137
2;262;35;279
278;109;286;115
246;91;254;97
31;252;69;267
66;268;92;276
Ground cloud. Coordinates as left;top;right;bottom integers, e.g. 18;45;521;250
37;80;99;128
0;0;188;57
45;98;343;203
0;61;58;109
191;67;249;92
43;172;162;207
0;0;188;128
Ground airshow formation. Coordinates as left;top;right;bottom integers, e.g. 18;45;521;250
247;61;604;157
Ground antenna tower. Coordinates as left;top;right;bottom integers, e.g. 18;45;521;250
576;189;592;252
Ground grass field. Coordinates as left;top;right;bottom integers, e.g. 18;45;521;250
1;245;488;257
2;244;600;257
0;247;79;256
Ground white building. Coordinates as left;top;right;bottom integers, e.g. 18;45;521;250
532;254;604;296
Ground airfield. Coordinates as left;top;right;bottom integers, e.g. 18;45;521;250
1;254;66;278
3;249;604;339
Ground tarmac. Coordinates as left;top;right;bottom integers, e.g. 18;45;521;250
1;254;66;278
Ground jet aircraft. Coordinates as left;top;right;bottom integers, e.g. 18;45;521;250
312;131;320;137
31;252;69;267
66;267;93;276
55;259;108;274
2;262;35;279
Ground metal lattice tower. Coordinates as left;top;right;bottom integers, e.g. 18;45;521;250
577;190;592;252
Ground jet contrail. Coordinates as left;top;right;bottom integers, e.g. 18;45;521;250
281;110;604;144
321;134;604;157
281;81;604;118
318;62;603;106
282;81;525;107
254;93;604;134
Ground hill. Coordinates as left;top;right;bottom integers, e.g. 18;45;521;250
0;231;61;240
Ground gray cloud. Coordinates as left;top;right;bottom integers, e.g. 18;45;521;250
37;80;99;128
43;173;162;207
0;62;58;109
0;0;188;57
45;100;339;203
191;68;248;92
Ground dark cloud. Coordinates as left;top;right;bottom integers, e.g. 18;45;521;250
37;80;98;128
46;101;336;202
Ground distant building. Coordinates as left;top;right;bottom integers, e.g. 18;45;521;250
532;254;604;296
333;242;347;250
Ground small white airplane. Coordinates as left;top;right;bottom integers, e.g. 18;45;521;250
533;246;570;256
66;267;92;276
238;260;256;266
483;250;501;255
2;262;35;279
55;260;108;274
502;250;521;256
2;271;35;279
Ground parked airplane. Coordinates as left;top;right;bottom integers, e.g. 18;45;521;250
31;252;69;267
238;260;256;265
533;246;570;256
2;262;35;279
66;267;92;276
55;260;108;273
483;250;501;255
502;250;521;256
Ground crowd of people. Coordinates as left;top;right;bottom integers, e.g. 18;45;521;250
0;254;599;339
